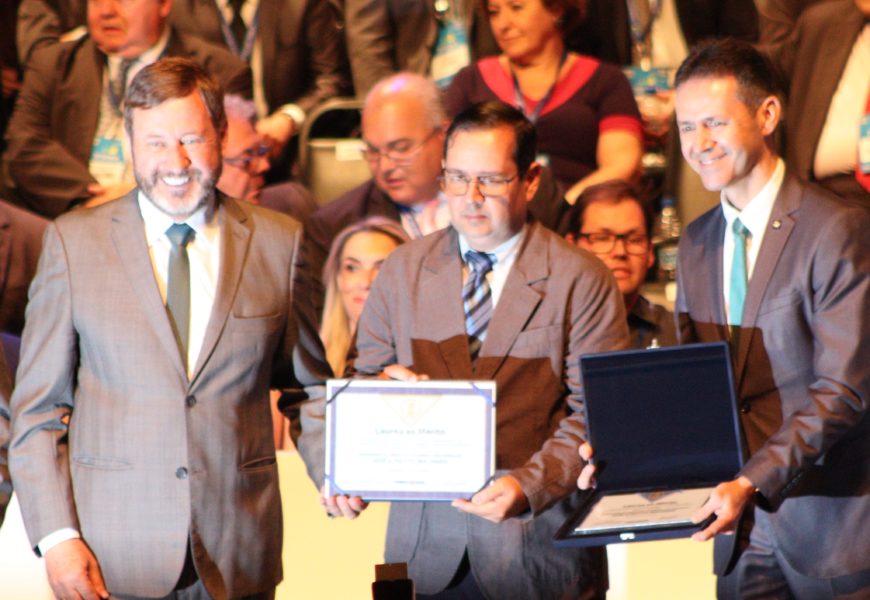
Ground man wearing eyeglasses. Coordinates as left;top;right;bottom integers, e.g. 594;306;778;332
301;100;629;599
565;180;677;349
218;94;316;222
301;72;451;324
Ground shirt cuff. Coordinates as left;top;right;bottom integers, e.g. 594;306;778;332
37;528;81;556
278;103;306;130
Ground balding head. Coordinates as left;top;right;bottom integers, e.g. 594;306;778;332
360;73;448;206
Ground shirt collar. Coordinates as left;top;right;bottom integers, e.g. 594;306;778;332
458;225;527;265
720;158;785;237
137;191;215;248
106;26;171;77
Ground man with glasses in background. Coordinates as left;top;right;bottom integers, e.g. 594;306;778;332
219;94;317;222
565;180;677;349
301;100;629;599
301;72;451;323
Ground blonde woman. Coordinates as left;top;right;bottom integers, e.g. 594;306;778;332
320;217;409;376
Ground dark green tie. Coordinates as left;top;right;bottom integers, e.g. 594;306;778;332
166;223;195;366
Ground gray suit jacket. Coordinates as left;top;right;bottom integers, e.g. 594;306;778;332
9;192;330;599
300;223;629;598
768;1;869;205
676;174;870;578
2;29;252;218
344;0;499;95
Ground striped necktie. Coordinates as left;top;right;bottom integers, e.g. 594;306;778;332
463;250;495;361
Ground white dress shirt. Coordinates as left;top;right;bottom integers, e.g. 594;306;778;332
720;159;785;323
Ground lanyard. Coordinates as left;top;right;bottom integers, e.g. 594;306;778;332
218;1;260;62
510;50;567;124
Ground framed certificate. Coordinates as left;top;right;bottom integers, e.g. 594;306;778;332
324;379;496;501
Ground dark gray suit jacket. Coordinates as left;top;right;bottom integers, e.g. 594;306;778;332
343;0;499;96
676;174;870;578
0;200;47;336
298;223;629;598
10;192;330;598
2;28;252;217
169;0;349;113
569;0;758;66
0;344;11;528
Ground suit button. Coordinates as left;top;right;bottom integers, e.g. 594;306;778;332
740;402;751;414
176;467;188;479
185;395;196;407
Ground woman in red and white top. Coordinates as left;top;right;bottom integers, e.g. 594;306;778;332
445;0;643;204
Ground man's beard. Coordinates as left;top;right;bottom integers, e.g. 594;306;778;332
136;165;220;218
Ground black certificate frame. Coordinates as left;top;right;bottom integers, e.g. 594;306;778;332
554;341;744;548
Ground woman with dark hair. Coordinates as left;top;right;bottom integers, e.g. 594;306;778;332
445;0;643;204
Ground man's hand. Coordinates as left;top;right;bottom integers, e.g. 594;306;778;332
85;181;136;208
691;476;755;542
378;364;429;382
320;484;369;520
44;538;109;600
256;113;296;156
452;476;528;523
576;442;597;490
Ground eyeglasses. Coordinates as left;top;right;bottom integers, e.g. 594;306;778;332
224;143;270;170
440;170;519;198
362;129;440;166
577;232;650;255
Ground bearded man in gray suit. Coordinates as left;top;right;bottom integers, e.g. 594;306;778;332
9;58;329;600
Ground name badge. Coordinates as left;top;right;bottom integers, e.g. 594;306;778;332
859;114;870;175
431;19;470;89
90;137;127;187
625;66;672;96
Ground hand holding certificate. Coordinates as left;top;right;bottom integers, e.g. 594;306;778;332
324;378;497;501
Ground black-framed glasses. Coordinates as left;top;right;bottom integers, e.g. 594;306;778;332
578;232;650;255
362;128;441;166
224;143;270;170
440;170;519;197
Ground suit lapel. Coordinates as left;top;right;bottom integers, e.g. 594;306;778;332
419;229;473;379
110;192;188;381
734;177;800;382
474;224;546;381
190;196;252;384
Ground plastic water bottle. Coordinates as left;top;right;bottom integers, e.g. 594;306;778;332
654;196;681;283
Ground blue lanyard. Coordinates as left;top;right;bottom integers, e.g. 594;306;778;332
218;1;260;62
510;50;567;124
